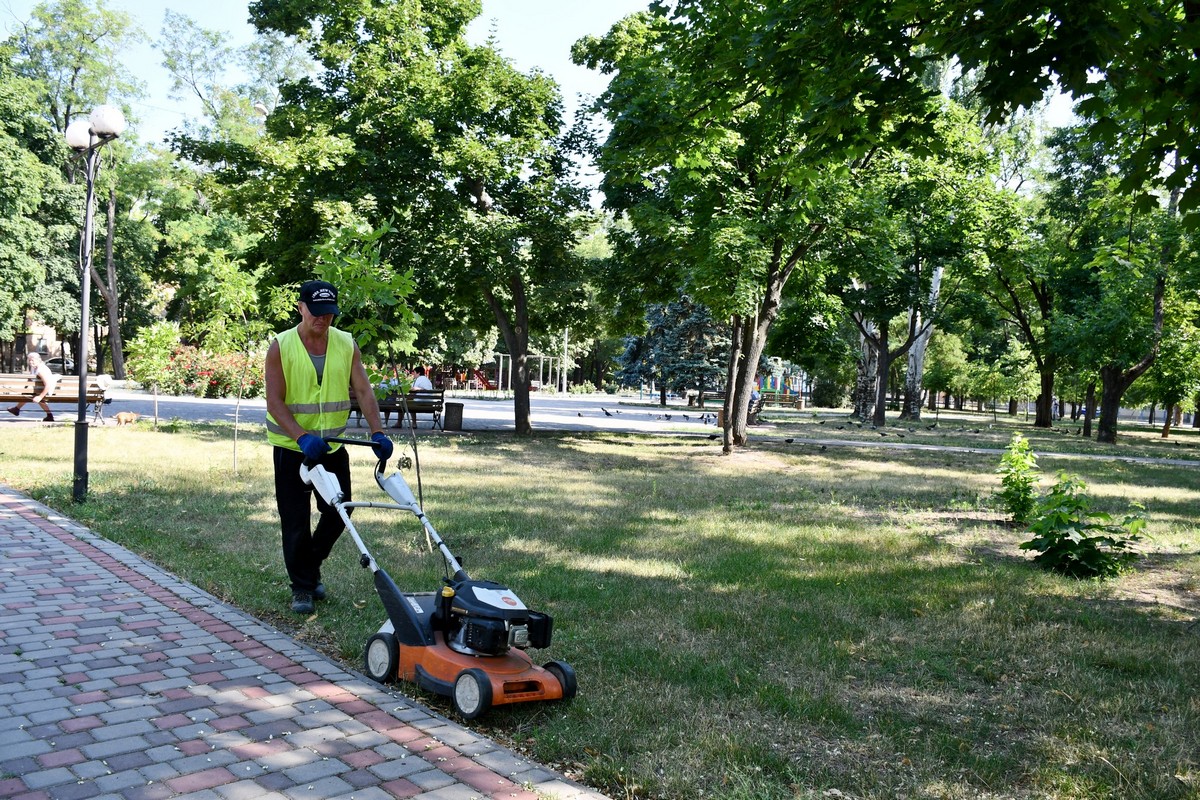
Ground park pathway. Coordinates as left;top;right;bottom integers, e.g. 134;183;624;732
0;486;607;800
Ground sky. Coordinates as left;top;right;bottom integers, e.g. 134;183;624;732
0;0;650;144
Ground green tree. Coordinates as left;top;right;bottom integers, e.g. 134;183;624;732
0;53;62;347
159;10;311;146
824;105;991;426
183;0;593;435
672;0;1200;228
9;0;144;377
769;290;859;408
923;331;970;415
124;319;180;390
971;338;1039;419
1136;296;1200;438
615;295;729;405
968;185;1067;427
576;10;859;451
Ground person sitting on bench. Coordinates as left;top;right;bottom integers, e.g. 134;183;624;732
7;352;57;422
412;365;434;390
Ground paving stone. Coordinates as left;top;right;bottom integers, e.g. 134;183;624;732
406;761;462;793
280;775;355;799
20;765;76;789
369;755;432;781
405;780;477;798
94;768;150;793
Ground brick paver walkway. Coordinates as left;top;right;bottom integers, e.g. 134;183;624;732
0;486;607;800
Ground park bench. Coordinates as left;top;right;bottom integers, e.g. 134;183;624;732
350;389;445;430
686;390;725;408
760;390;801;408
0;372;111;423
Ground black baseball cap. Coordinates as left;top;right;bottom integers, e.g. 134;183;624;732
299;280;339;316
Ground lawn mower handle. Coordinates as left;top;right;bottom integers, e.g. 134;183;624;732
320;435;388;470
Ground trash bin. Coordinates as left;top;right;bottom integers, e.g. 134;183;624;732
716;408;725;428
443;401;464;431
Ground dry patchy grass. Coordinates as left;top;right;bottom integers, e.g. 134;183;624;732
1;422;1198;799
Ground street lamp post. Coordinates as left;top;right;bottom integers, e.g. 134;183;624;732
65;105;126;503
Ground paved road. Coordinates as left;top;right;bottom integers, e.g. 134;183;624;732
64;389;723;436
13;389;1200;469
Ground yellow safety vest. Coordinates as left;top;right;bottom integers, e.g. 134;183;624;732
266;326;354;452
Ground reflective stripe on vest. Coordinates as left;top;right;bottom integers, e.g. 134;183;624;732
266;325;354;452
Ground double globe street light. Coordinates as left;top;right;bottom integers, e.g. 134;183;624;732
64;104;126;503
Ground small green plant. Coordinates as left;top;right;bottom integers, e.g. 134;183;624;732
996;432;1040;524
1020;473;1146;579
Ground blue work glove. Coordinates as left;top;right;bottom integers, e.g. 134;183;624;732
297;433;330;461
371;431;394;461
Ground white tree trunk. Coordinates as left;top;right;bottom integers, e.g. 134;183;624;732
900;263;943;421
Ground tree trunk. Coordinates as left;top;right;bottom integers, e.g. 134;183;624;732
1162;403;1175;438
1148;402;1157;426
1008;398;1018;415
853;321;878;421
900;328;926;420
872;326;891;428
721;315;744;453
483;279;533;436
899;263;942;421
1083;381;1096;439
95;187;126;379
729;309;770;450
1034;356;1056;427
725;263;789;450
713;224;828;451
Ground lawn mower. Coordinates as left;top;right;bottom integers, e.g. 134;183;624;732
300;436;576;719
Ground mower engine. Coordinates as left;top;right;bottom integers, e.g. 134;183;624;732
440;578;554;657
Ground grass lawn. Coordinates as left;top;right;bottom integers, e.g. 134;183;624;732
2;409;1198;799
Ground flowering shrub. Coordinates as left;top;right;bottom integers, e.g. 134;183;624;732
154;347;265;399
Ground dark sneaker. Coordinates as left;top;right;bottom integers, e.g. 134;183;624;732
43;414;54;422
313;583;327;601
7;407;18;416
290;591;315;615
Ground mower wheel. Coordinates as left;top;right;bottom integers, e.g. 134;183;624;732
452;668;493;719
543;660;577;700
364;632;398;683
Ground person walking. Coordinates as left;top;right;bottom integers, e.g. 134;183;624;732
7;352;57;422
265;280;393;614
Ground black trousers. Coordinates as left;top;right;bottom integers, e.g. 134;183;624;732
273;445;352;593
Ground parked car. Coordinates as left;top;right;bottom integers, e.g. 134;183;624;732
45;357;75;375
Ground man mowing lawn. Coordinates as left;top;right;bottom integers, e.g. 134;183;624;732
264;279;393;614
